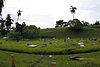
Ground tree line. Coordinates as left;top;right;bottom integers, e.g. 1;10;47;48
0;14;39;41
55;6;100;29
0;1;100;40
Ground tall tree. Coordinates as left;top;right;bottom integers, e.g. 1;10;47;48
81;21;90;26
67;19;83;30
0;18;7;37
70;6;77;20
94;21;100;25
22;22;26;28
5;14;13;32
56;20;64;27
0;18;5;29
15;22;22;32
17;10;22;22
15;22;26;34
0;0;5;16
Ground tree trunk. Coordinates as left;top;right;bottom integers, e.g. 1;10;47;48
73;13;74;20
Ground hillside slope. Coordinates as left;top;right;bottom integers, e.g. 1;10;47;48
38;26;100;38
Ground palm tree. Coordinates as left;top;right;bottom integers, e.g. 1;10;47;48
0;18;5;29
0;0;5;16
17;10;22;22
5;14;14;32
70;6;77;20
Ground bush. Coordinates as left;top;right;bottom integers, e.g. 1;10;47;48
67;19;83;31
8;30;22;41
22;25;40;39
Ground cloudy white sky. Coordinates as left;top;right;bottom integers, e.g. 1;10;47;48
2;0;100;28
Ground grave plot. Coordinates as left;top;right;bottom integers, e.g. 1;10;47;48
0;50;44;67
35;51;100;67
0;38;100;55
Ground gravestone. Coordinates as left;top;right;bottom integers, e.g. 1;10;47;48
28;45;37;48
78;42;85;47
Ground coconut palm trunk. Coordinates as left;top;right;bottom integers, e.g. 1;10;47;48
73;13;74;20
17;16;19;22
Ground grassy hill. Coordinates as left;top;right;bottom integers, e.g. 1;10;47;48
38;25;100;38
0;25;100;67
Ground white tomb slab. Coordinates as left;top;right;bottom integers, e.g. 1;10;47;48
80;44;85;47
3;37;7;39
78;42;84;45
28;45;37;48
78;42;85;47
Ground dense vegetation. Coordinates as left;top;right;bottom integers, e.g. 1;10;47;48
39;26;100;38
0;2;100;67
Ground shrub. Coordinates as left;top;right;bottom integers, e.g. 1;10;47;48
8;30;22;41
22;25;40;39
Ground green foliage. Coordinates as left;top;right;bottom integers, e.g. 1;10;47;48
0;18;7;37
5;14;13;32
56;20;64;27
38;27;67;38
70;6;77;14
22;25;40;39
8;30;22;41
82;21;90;26
94;21;100;25
55;20;67;27
67;19;83;31
70;6;77;20
38;27;100;38
0;18;5;29
8;25;40;40
0;32;3;38
0;29;7;37
15;22;24;32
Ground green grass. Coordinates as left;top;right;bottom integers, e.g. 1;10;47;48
38;26;100;38
0;50;43;67
0;50;100;67
36;51;100;67
88;25;100;28
0;25;100;67
0;38;100;54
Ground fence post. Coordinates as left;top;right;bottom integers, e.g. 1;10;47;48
11;54;16;67
51;62;56;67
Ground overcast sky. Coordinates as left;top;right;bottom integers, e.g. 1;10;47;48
2;0;100;28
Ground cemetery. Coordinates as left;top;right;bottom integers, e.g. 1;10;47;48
0;0;100;67
0;36;100;67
